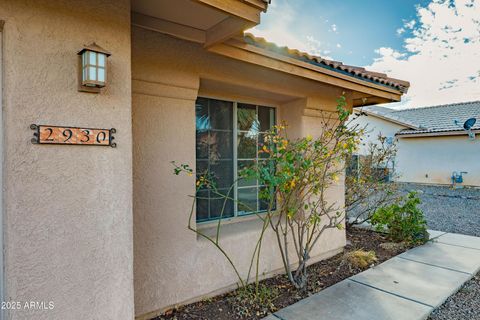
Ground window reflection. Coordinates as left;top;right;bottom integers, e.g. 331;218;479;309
195;97;275;222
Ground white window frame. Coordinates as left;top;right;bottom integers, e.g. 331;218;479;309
196;97;276;223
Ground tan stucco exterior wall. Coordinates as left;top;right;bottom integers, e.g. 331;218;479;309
396;136;480;186
132;27;347;318
0;1;133;319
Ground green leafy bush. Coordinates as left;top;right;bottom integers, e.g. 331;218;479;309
371;192;429;245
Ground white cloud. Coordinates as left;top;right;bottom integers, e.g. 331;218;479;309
249;0;332;58
374;47;406;59
367;0;480;107
249;0;307;51
405;19;416;29
397;27;406;35
336;43;342;48
330;24;338;32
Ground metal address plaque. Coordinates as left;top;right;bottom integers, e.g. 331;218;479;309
30;124;116;147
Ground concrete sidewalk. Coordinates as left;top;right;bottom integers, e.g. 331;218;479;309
264;231;480;320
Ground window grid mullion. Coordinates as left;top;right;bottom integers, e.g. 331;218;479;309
95;52;99;82
207;99;211;220
233;102;238;218
255;105;259;212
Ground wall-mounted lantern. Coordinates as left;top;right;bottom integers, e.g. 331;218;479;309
78;43;111;93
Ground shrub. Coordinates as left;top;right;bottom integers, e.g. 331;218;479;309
241;95;362;290
371;192;429;245
344;249;377;269
345;135;400;227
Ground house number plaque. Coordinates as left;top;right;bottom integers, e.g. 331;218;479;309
30;124;116;147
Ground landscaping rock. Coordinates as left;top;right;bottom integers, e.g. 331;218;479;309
428;274;480;320
380;242;407;251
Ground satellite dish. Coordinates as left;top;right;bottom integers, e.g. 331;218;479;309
464;118;476;130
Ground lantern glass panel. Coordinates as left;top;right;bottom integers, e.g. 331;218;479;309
89;51;97;65
98;53;106;67
98;68;105;82
88;66;97;81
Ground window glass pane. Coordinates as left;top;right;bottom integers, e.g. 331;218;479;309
98;68;105;82
196;190;209;222
82;52;87;66
258;106;276;132
195;97;234;222
196;160;208;177
196;132;209;160
196;98;210;132
259;186;276;211
238;187;258;215
237;104;258;132
89;51;97;65
210;131;233;161
98;53;106;67
210;99;233;130
258;133;271;159
238;160;256;187
209;161;233;189
210;189;234;219
238;132;257;159
88;66;97;81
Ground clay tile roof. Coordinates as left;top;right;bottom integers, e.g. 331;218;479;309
243;33;410;93
393;101;480;136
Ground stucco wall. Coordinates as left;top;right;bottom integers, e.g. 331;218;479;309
396;136;480;186
0;1;133;319
348;113;406;155
132;27;347;318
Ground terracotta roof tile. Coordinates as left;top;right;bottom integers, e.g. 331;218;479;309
243;33;410;93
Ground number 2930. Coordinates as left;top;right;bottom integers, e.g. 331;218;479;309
31;125;116;147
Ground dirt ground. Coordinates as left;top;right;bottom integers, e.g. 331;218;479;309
154;228;411;320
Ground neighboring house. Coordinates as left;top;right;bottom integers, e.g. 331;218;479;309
0;1;408;319
351;101;480;186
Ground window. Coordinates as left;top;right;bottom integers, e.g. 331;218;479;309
195;97;276;222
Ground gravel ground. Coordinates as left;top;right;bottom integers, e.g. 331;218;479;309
397;183;480;237
347;182;480;319
428;274;480;320
348;182;480;237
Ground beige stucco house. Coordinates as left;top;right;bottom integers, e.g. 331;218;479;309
0;1;408;319
351;101;480;186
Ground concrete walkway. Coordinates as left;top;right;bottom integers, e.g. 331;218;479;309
264;230;480;320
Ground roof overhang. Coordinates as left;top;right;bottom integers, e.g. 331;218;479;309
131;0;268;48
207;38;405;103
131;0;408;106
396;129;480;138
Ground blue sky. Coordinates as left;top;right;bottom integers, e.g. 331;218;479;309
251;0;480;108
254;0;429;66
